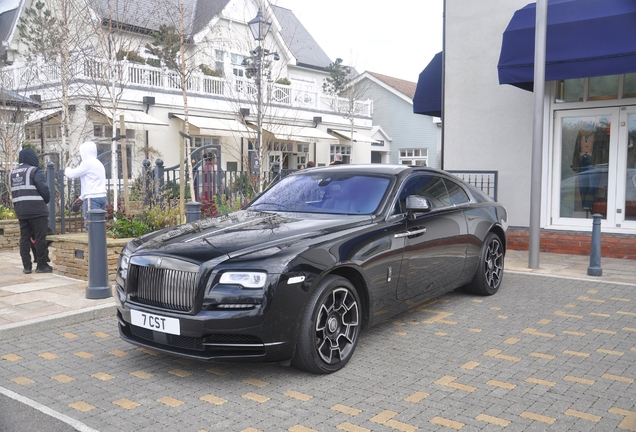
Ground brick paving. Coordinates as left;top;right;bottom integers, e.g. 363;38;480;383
1;271;634;431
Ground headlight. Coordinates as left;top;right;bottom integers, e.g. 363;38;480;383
118;250;132;280
219;271;267;289
119;255;130;279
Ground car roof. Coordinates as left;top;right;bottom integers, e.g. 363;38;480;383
302;164;450;177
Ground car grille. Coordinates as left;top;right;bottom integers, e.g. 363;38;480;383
127;264;197;312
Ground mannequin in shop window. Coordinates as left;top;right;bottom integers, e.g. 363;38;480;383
571;120;610;211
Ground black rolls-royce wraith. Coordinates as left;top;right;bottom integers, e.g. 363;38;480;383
115;165;508;374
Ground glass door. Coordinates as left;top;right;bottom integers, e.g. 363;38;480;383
267;152;282;173
616;107;636;228
552;108;620;228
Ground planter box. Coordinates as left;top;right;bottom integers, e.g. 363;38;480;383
0;219;21;251
47;233;132;282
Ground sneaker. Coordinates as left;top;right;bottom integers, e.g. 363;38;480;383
35;265;53;273
23;268;32;274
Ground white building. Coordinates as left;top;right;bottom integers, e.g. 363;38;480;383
417;0;636;259
0;0;380;183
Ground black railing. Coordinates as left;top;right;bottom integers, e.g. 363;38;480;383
448;170;498;201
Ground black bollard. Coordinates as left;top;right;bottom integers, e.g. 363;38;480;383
587;213;603;277
46;162;56;234
186;201;201;223
86;209;112;299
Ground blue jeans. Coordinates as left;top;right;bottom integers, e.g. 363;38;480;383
83;197;107;227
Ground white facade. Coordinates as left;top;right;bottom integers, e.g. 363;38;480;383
1;0;377;180
445;0;636;235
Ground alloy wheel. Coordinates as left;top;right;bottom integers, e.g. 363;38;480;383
484;238;504;289
314;287;359;365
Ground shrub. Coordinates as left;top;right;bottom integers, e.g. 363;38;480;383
199;64;221;77
143;206;180;231
108;213;150;238
275;77;291;85
199;197;219;218
105;193;246;239
0;205;16;220
117;50;146;64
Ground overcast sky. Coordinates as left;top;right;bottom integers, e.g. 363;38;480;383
0;0;18;13
272;0;444;83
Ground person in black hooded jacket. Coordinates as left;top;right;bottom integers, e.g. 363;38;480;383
10;147;52;273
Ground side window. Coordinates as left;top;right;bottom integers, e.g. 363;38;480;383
394;175;451;214
444;179;471;205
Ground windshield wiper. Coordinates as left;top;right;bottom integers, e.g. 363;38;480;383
250;202;296;211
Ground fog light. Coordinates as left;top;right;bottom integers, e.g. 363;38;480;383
216;304;256;309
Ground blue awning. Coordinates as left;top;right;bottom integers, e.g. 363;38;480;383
414;51;442;117
498;0;636;91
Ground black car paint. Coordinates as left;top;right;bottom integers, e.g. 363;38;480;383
115;165;507;364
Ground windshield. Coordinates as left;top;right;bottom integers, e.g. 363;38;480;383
248;173;391;214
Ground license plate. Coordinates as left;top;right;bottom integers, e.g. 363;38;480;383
131;310;180;335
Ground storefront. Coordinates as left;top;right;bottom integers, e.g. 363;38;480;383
422;0;636;258
551;97;636;231
497;0;636;235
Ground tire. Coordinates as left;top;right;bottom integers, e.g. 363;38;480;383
292;275;361;374
466;233;504;296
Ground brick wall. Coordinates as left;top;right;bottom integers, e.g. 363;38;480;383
48;234;130;282
0;220;20;251
507;228;636;260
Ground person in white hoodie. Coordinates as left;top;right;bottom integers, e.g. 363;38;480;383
64;141;107;227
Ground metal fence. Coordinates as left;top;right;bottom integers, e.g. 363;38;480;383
1;158;500;235
448;170;498;201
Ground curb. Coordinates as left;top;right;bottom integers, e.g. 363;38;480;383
0;302;116;341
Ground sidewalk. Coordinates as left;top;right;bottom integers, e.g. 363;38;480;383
0;249;634;340
0;250;114;340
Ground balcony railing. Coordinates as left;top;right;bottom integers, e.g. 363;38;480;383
2;59;372;117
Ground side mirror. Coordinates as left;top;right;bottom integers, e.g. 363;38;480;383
406;195;431;218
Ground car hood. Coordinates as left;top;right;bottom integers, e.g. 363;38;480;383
129;210;372;264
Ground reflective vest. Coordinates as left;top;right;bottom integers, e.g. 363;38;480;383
10;165;48;218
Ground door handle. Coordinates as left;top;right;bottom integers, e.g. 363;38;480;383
394;227;426;238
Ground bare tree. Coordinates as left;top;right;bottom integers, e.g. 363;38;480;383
145;0;199;220
205;7;305;194
0;88;37;207
82;0;162;212
322;58;371;163
16;0;92;163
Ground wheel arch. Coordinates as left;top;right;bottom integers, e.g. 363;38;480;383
489;224;507;254
326;266;370;330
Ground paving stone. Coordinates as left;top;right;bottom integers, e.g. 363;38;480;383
1;273;635;431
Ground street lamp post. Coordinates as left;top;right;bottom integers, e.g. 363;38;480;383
247;9;278;190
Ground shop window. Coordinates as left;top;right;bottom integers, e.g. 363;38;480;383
556;79;584;103
93;124;113;138
558;115;610;219
589;75;619;101
97;142;132;179
193;136;213;148
25;127;40;140
556;74;636;103
330;145;351;164
624;73;636;99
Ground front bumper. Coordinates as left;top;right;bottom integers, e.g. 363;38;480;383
114;281;300;362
